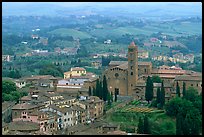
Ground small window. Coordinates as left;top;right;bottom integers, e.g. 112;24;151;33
131;72;133;75
144;68;147;73
23;116;26;119
77;71;79;73
191;84;193;86
197;84;199;87
131;66;133;70
66;83;68;85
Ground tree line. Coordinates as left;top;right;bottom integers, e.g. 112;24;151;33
88;75;117;106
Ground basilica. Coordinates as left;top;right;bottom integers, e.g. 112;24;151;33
103;42;202;101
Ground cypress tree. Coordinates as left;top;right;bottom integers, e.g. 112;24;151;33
182;82;186;98
160;81;165;108
88;86;92;96
96;79;100;97
103;75;108;101
144;115;150;134
176;82;181;97
93;87;96;96
107;92;111;106
176;112;183;135
99;81;103;99
156;87;161;105
145;76;153;104
137;117;144;134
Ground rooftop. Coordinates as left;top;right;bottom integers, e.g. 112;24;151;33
8;121;40;131
25;75;57;80
175;75;202;81
71;67;86;71
12;103;38;110
2;101;16;112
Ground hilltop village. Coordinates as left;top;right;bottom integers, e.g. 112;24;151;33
2;42;202;135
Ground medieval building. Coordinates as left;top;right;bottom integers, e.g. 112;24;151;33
103;42;202;101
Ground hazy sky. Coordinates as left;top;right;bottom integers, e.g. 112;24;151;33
2;2;201;17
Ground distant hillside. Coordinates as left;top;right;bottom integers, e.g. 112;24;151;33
48;28;92;39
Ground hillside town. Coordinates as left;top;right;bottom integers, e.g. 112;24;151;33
2;42;202;135
2;2;202;135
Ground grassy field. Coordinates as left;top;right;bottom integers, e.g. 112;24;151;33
90;21;201;38
48;28;92;39
103;100;176;135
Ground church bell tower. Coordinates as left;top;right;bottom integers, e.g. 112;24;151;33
127;42;138;95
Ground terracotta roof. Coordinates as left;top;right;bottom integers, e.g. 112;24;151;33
29;111;45;116
71;67;86;71
175;75;202;81
2;101;15;112
49;104;73;113
25;75;57;80
109;61;151;68
151;68;186;74
109;61;127;66
118;62;128;70
8;121;40;131
20;96;32;101
12;103;38;110
138;62;152;66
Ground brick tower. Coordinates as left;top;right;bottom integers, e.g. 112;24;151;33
127;42;138;95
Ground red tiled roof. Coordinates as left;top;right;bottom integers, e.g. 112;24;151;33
71;67;86;71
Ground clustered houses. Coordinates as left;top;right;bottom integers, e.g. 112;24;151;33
8;75;104;135
152;53;194;63
57;67;98;94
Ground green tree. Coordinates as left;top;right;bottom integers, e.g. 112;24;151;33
88;86;92;96
96;79;100;97
144;115;150;134
182;82;186;98
160;81;165;107
185;87;199;102
99;81;103;99
11;91;21;102
39;65;63;77
165;97;193;117
152;75;162;83
182;108;201;135
2;80;17;94
137;117;144;134
145;76;153;104
102;75;108;101
176;112;183;135
176;82;180;97
107;92;111;106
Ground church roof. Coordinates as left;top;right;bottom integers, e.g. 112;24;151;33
128;41;137;48
109;61;151;69
109;61;127;66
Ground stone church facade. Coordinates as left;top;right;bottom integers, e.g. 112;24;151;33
103;42;202;101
